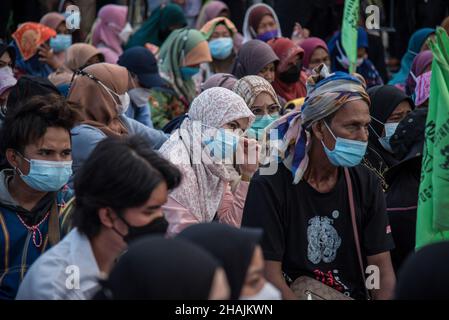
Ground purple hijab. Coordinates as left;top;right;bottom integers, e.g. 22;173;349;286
300;37;329;69
92;5;127;62
232;39;279;79
405;50;433;96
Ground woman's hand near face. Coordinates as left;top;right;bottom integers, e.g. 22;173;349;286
38;43;62;70
237;137;260;178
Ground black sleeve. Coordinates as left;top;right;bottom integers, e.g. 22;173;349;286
362;173;396;256
241;174;285;262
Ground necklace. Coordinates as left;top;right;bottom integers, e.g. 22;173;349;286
16;211;51;248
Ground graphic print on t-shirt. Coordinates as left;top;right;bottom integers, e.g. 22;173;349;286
307;214;342;264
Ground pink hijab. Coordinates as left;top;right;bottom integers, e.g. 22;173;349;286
92;4;127;63
40;12;66;31
300;37;329;69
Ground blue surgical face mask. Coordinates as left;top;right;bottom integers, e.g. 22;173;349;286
209;37;233;60
16;153;72;192
321;121;368;167
372;118;399;153
49;34;72;52
202;125;241;162
256;29;278;42
248;113;279;140
180;66;200;80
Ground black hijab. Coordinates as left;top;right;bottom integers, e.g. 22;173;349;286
396;241;449;300
178;223;262;300
366;85;414;171
93;237;221;300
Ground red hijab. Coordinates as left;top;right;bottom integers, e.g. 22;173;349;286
268;37;307;102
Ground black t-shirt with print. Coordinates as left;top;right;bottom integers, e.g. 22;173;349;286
242;163;395;299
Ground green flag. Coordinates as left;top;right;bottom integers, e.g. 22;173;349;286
416;27;449;249
341;0;360;74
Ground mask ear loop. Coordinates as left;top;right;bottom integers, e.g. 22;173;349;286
13;151;30;176
369;116;385;139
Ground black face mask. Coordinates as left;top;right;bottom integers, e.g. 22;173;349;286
278;62;302;84
114;215;169;244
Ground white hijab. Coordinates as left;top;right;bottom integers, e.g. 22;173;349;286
159;87;255;223
242;3;282;44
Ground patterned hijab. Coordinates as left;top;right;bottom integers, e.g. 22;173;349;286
158;28;212;103
159;87;254;223
232;75;280;109
267;64;370;184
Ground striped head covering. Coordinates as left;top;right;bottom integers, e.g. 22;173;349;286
266;64;370;184
232;75;280;109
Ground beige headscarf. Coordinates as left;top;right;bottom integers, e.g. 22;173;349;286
159;87;255;223
67;63;132;136
65;43;105;71
232;75;280;108
48;43;105;86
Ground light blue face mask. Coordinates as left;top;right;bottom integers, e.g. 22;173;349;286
17;153;73;192
247;113;279;140
209;37;233;60
49;34;72;52
321;121;368;167
180;66;200;80
371;117;399;153
202;125;240;162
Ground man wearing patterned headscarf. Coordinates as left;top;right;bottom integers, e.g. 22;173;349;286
242;64;396;301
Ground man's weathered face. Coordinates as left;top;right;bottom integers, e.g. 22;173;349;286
321;99;371;150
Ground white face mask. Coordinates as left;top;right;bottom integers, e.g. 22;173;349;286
239;282;282;300
118;22;133;44
128;87;151;107
99;81;130;115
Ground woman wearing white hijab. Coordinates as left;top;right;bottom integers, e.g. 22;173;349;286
242;3;282;44
160;87;258;236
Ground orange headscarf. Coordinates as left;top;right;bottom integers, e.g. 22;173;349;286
12;22;56;60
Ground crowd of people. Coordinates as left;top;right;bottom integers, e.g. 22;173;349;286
0;0;448;301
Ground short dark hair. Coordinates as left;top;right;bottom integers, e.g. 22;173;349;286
1;94;80;155
72;135;182;238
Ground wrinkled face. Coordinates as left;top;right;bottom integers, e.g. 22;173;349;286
309;47;330;70
387;101;412;124
6;127;72;176
314;99;371;150
210;24;232;40
209;267;231;300
250;92;279;116
240;246;266;298
257;15;277;35
258;62;276;83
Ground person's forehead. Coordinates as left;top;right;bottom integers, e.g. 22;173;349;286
27;127;71;149
334;100;370;120
214;24;229;33
0;51;11;62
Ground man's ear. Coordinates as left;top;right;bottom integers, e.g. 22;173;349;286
5;149;19;169
98;208;114;228
311;121;325;141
